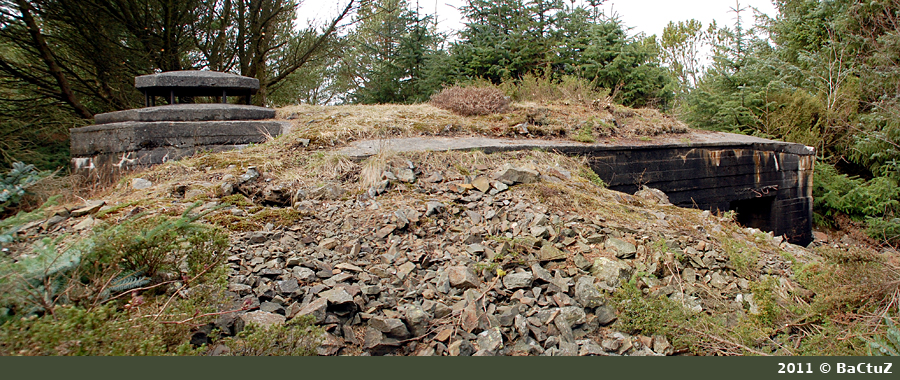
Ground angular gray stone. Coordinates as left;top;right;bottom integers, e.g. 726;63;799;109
397;262;416;280
294;298;327;323
476;327;503;353
277;278;299;295
448;266;480;289
537;244;566;261
132;178;152;190
574;276;604;308
606;237;637;259
293;266;317;282
259;301;285;315
320;288;354;306
590;257;631;287
239;310;285;328
579;340;607;356
369;316;410;339
425;201;445;216
573;253;592;271
364;327;401;354
71;200;106;217
403;304;432;337
497;165;540;185
502;272;534;290
531;263;552;282
530;226;551;239
595;305;617;326
396;168;416;183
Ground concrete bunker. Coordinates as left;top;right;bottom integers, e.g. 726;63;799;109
70;71;291;174
340;134;815;245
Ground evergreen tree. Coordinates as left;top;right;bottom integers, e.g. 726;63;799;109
347;0;443;104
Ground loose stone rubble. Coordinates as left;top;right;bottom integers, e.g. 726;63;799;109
14;155;835;356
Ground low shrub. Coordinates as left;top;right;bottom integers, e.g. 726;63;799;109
0;162;50;216
430;86;509;116
813;162;900;244
502;73;610;105
220;315;323;356
1;203;228;319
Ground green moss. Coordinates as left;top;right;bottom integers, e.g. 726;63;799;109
572;122;596;143
220;194;253;207
250;207;302;226
613;282;688;337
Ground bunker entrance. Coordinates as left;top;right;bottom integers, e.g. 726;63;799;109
730;197;775;232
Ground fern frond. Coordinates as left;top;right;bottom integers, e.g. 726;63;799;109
868;311;900;356
107;271;150;293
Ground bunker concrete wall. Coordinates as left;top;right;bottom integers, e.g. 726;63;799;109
586;146;814;245
70;120;291;174
339;135;816;245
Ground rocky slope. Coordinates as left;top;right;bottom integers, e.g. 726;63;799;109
6;103;892;356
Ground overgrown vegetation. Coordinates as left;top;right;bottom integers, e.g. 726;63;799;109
220;315;322;356
0;202;243;354
670;0;900;246
430;86;510;116
0;162;51;216
813;162;900;244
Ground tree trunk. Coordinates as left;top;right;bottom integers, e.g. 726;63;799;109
15;0;93;119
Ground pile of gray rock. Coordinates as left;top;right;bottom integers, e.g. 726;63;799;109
198;159;800;356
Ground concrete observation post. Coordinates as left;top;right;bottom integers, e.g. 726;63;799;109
70;71;291;175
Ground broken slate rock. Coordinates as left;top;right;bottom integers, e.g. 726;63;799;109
369;316;411;339
573;253;592;271
132;178;153;190
364;327;401;355
425;201;445;216
294;298;327;324
448;266;480;289
537;244;567;262
606;237;637;259
590;257;631;287
238;310;285;330
397;262;416;280
496;165;540;185
320;288;355;307
502;272;534;290
472;176;491;193
574;276;604;308
403;304;432;337
595;305;617;326
476;327;504;354
71;200;106;217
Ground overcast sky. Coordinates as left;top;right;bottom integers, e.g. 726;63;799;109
298;0;779;38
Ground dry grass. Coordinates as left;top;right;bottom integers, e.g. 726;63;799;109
276;101;689;149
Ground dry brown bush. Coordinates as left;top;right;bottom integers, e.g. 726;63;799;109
430;86;509;116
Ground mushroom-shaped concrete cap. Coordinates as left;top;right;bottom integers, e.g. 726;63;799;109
135;70;259;91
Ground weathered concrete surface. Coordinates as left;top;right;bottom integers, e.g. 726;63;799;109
135;70;259;91
71;120;290;172
339;132;815;245
95;104;275;124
